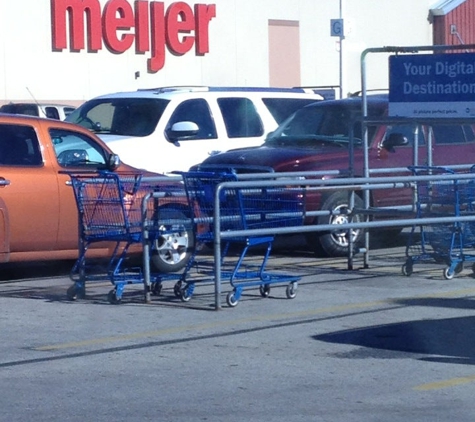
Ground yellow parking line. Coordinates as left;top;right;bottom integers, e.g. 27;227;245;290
34;300;387;351
414;375;475;391
35;287;475;353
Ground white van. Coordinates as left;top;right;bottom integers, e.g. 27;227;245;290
66;86;323;174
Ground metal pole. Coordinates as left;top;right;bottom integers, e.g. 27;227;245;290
142;192;152;303
360;48;370;268
339;0;343;99
213;184;223;310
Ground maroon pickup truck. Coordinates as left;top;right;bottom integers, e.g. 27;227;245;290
195;94;475;257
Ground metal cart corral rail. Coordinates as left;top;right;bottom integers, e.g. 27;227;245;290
403;166;475;279
66;171;189;303
175;170;307;307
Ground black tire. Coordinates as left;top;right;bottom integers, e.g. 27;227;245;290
259;284;271;298
150;209;194;273
401;263;413;277
67;284;85;300
173;281;183;298
66;285;78;301
151;282;162;296
107;289;122;304
306;191;364;257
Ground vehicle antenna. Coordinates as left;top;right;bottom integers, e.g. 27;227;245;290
26;87;46;116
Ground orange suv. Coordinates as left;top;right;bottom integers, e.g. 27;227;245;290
0;113;191;272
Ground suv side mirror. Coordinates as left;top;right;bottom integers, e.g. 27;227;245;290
381;133;408;153
166;121;199;145
107;153;121;171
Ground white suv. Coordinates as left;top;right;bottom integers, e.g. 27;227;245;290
66;86;323;174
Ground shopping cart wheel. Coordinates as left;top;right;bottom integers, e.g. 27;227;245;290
151;282;162;296
174;281;183;298
66;284;85;301
259;284;271;298
286;282;298;299
226;291;239;307
179;284;194;302
401;263;413;277
443;267;455;280
107;289;122;305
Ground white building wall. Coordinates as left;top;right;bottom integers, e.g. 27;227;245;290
0;0;436;103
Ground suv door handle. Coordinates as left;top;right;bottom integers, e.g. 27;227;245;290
0;178;10;187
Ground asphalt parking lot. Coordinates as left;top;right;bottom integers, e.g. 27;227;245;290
1;232;475;421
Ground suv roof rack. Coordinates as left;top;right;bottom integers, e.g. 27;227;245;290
137;86;209;93
137;86;323;95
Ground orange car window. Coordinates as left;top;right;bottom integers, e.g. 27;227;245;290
0;124;42;166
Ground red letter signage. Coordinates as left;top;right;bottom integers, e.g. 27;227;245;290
103;0;135;53
148;1;166;72
52;0;102;51
50;0;216;72
166;2;195;55
194;3;215;55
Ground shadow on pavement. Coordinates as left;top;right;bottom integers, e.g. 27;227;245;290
393;296;475;311
314;311;475;364
0;260;76;281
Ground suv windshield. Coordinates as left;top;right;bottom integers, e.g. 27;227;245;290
67;98;170;137
265;102;384;147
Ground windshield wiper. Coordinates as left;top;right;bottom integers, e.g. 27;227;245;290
266;134;362;147
315;135;363;146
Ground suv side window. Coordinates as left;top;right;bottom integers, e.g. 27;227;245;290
431;125;475;144
167;99;217;140
0;124;42;166
50;128;107;168
45;107;60;120
218;97;264;138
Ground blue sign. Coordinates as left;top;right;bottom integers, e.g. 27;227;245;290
388;52;475;118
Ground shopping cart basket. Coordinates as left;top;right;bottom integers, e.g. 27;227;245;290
176;170;306;307
402;166;475;279
66;171;189;303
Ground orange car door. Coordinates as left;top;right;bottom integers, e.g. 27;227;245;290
0;123;59;252
49;127;111;250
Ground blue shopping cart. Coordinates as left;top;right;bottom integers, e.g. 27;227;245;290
175;170;306;307
402;166;475;279
66;171;190;303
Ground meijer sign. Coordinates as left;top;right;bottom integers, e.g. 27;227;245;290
388;52;475;118
51;0;216;73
